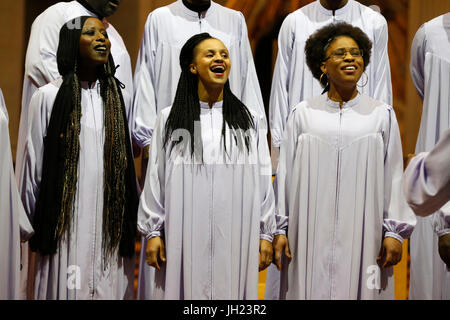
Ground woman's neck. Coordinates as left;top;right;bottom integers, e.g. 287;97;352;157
198;81;223;108
327;83;357;108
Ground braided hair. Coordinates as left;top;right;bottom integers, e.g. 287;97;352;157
30;16;138;260
163;33;255;160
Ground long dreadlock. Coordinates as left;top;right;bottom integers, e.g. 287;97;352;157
164;33;255;159
30;16;138;260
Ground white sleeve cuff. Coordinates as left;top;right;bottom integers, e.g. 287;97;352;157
437;228;450;238
384;232;404;244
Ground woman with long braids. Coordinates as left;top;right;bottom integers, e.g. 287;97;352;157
18;16;138;300
137;33;276;299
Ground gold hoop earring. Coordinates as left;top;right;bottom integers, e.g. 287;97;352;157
319;72;329;88
357;71;368;88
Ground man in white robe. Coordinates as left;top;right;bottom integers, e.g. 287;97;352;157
409;12;450;300
0;89;34;300
18;79;135;300
132;0;265;299
266;0;393;299
16;0;133;299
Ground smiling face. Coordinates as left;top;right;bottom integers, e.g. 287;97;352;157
86;0;121;17
189;38;231;90
320;36;364;91
79;18;111;67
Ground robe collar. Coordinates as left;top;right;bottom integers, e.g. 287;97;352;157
325;91;361;109
316;0;352;16
80;80;100;90
200;100;223;110
177;0;215;19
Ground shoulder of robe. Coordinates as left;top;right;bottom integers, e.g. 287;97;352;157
29;2;68;30
34;79;62;102
211;1;244;19
355;1;388;28
360;93;392;112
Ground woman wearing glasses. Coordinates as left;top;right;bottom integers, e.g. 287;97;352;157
271;22;416;299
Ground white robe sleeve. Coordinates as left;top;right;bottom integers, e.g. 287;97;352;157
382;108;417;243
238;13;266;126
256;116;276;242
371;18;393;105
269;16;294;148
410;24;427;99
403;129;450;219
18;89;48;223
137;111;166;239
274;106;302;235
132;14;158;148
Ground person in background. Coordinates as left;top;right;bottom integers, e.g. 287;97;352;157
409;12;450;300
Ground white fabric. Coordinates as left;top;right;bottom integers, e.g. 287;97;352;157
132;0;265;148
403;128;450;218
409;13;450;300
269;0;392;149
18;79;134;300
137;101;275;299
0;89;33;300
273;93;415;299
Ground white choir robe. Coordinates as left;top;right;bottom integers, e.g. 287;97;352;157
272;93;416;299
132;0;265;148
137;101;276;299
18;79;134;300
266;0;393;298
409;13;450;300
133;0;265;300
403;128;450;218
0;89;34;300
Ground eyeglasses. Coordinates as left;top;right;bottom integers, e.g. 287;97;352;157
324;48;363;61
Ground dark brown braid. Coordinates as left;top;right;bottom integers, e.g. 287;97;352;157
99;61;129;261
